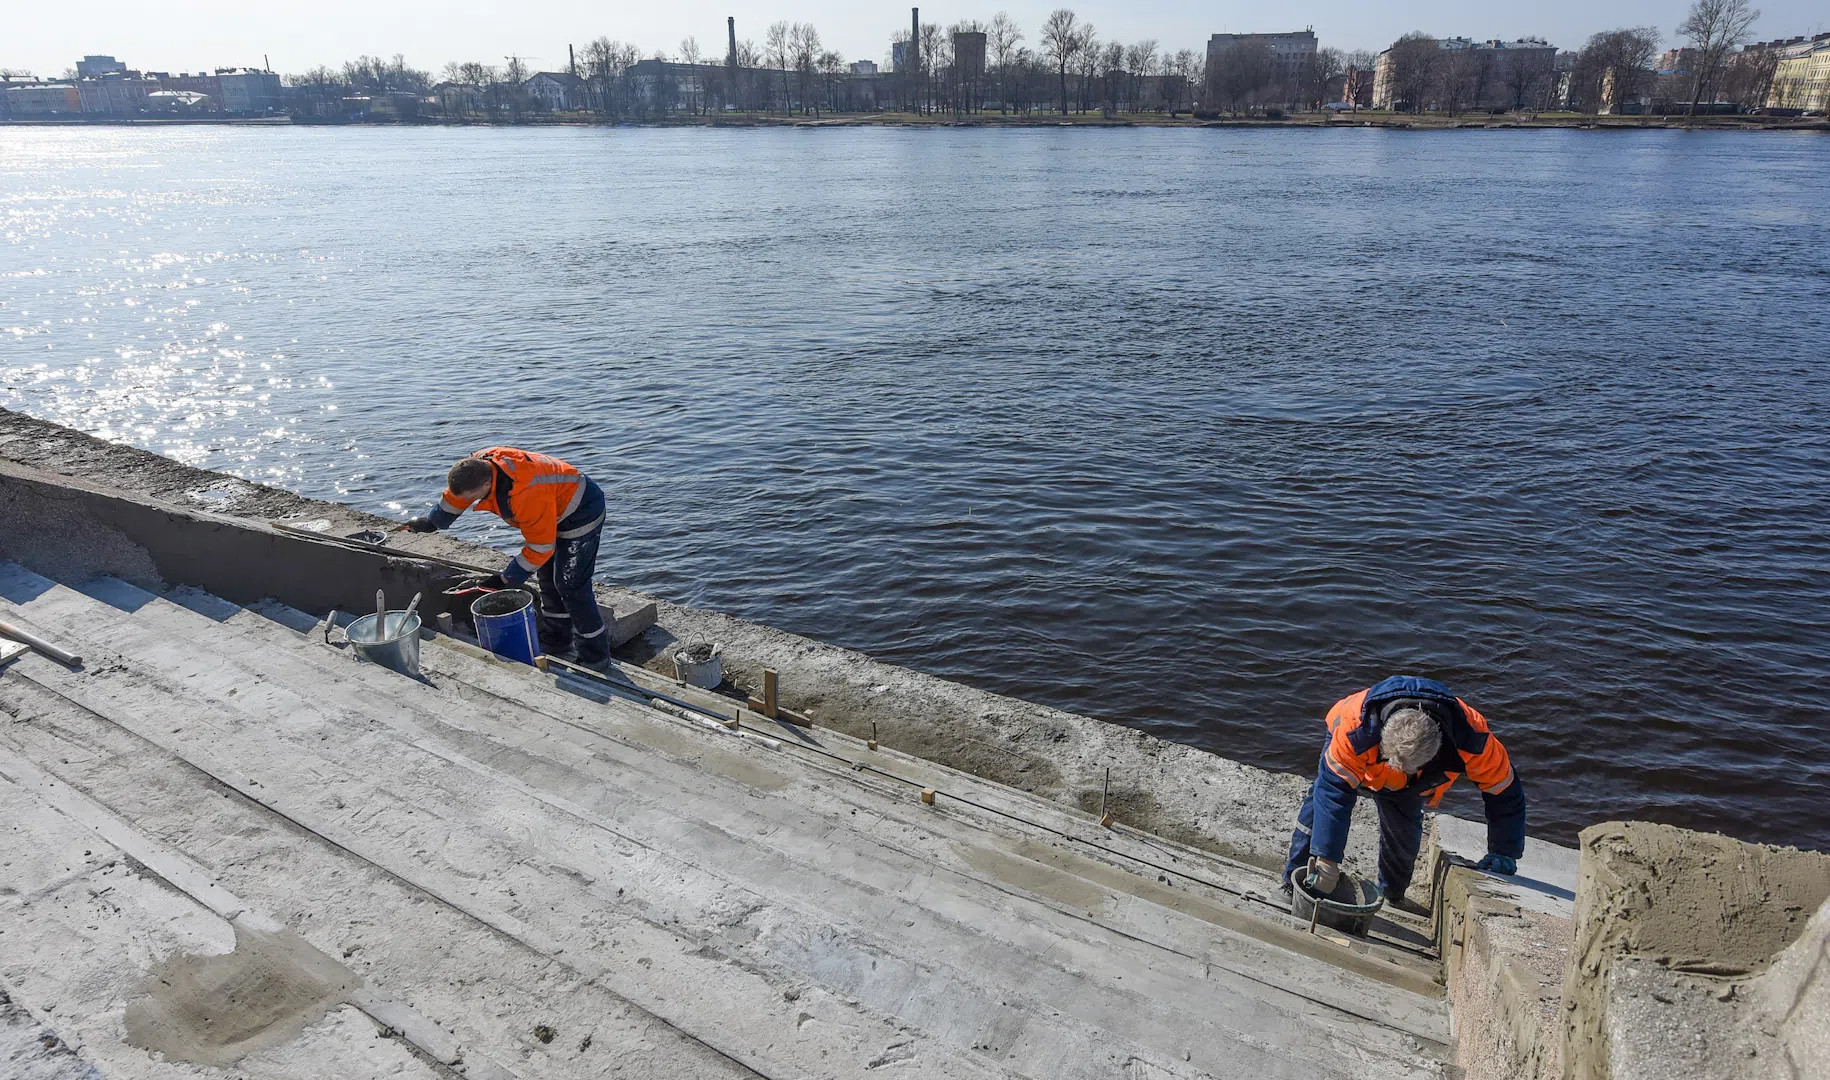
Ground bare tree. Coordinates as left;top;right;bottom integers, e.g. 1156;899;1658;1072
1311;47;1345;108
1040;8;1080;116
989;12;1023;113
1164;49;1198;115
1505;49;1556;111
1678;0;1761;116
766;21;792;114
918;21;945;113
1385;33;1442;112
1719;47;1778;108
1573;28;1660;113
818;50;845;112
1208;40;1274;114
679;37;703;115
790;23;822;115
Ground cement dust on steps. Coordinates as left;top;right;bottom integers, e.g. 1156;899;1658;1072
123;921;359;1069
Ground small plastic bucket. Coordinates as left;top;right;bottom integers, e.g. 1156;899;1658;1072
472;589;541;666
345;611;422;677
1291;874;1385;937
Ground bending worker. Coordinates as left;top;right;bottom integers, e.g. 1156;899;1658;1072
1283;675;1526;905
399;447;609;667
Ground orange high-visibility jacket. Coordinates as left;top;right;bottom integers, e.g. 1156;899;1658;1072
1323;682;1517;807
437;447;592;578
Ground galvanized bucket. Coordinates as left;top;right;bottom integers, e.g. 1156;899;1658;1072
342;610;423;677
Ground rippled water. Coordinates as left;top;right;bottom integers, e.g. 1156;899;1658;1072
4;125;1828;847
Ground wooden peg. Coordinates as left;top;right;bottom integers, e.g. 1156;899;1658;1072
761;668;779;718
868;722;878;751
920;788;936;806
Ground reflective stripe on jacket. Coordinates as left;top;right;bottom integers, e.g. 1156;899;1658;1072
432;447;595;578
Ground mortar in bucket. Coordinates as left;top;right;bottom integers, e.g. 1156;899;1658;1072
472;589;541;666
1291;873;1385;937
343;610;423;677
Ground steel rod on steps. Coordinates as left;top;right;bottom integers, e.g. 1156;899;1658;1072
0;617;83;667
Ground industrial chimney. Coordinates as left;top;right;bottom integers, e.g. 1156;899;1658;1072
911;8;920;70
728;17;738;67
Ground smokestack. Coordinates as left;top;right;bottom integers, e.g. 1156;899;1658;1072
911;8;920;68
728;17;738;67
568;43;576;77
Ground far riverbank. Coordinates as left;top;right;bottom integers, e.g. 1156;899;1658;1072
5;110;1827;132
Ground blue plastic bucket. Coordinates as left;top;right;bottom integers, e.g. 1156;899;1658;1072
471;589;541;666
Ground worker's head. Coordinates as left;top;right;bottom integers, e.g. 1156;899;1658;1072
447;456;494;501
1381;707;1441;776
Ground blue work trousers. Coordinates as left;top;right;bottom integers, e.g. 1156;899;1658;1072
1282;780;1425;898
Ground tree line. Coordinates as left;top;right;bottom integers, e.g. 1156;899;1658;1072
280;0;1800;121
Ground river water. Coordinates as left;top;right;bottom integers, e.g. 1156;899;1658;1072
3;125;1827;847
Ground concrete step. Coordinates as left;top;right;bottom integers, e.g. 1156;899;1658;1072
0;567;1450;1077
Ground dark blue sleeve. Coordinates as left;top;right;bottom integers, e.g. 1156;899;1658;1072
427;502;462;530
1481;776;1527;860
1307;752;1360;863
501;556;532;587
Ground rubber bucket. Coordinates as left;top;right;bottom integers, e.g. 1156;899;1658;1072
1291;874;1385;937
472;589;541;666
345;611;422;677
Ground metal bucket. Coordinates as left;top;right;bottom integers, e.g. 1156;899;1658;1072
344;611;422;677
1291;874;1385;937
472;589;541;666
673;642;723;689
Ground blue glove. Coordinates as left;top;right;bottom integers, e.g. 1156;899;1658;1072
1476;853;1517;876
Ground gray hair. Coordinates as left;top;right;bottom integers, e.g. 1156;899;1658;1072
1382;707;1441;774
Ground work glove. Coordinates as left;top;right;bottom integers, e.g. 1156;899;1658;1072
1302;857;1341;895
1476;853;1518;876
403;516;437;533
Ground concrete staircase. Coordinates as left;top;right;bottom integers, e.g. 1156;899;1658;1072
0;561;1453;1079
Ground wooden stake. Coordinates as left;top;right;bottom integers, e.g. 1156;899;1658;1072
761;668;779;718
1099;767;1115;828
920;788;936;806
868;722;878;751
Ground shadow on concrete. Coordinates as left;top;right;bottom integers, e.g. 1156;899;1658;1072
0;561;56;606
72;576;158;614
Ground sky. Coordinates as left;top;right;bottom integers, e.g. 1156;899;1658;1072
8;0;1828;79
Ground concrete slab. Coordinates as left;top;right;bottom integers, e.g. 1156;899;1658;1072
1435;815;1578;918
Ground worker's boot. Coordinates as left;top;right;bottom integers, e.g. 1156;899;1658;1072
573;631;611;672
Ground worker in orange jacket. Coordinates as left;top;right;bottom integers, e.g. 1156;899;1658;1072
400;447;609;667
1283;676;1527;905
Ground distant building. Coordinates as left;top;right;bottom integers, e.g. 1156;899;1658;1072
523;71;585;111
953;30;987;80
1206;30;1318;86
75;55;127;78
77;72;161;115
1767;33;1830;110
2;78;83;116
891;40;911;74
850;60;879;76
1372;37;1558;110
214;68;281;113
